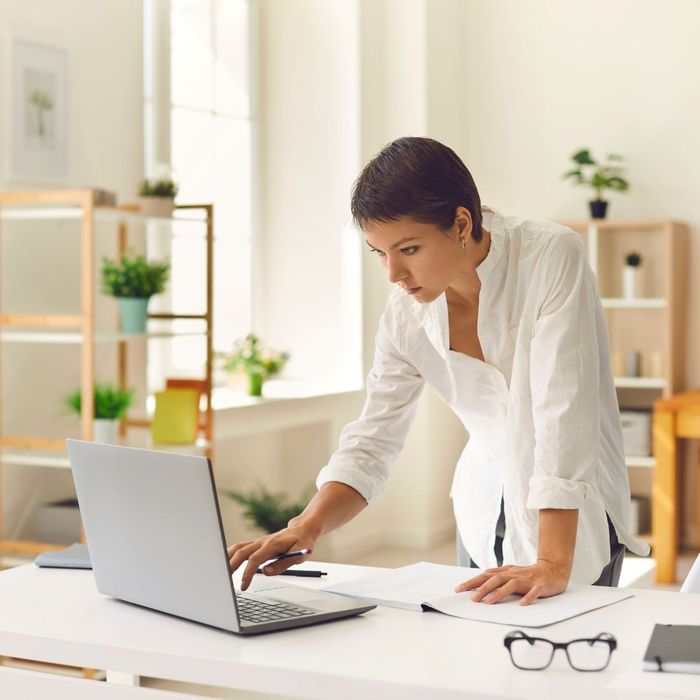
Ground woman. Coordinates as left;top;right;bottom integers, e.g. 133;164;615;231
229;137;649;604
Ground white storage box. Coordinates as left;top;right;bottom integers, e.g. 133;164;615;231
620;410;652;457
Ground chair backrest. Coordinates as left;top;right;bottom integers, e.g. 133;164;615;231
680;553;700;593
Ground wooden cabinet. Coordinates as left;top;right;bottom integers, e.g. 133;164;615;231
0;190;214;564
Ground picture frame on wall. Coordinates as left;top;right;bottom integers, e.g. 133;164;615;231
4;36;69;183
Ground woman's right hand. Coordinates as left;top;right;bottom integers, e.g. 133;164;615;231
227;521;320;591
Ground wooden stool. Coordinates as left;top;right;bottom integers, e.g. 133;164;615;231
652;389;700;583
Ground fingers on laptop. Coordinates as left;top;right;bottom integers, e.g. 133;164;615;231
241;541;300;590
228;540;261;573
227;540;253;562
239;539;311;591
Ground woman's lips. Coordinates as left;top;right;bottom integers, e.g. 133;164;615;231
405;287;422;295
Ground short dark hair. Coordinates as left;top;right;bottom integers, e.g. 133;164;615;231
350;136;483;242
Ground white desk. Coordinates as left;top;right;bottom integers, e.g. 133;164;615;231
0;562;698;699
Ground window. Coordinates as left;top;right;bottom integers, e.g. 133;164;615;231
144;0;255;372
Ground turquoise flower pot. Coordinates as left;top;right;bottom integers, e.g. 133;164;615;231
118;297;149;334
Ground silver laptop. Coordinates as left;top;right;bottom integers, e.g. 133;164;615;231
66;440;374;634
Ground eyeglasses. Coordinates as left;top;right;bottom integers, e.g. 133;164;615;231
504;630;617;671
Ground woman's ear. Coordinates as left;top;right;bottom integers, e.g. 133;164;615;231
454;207;473;238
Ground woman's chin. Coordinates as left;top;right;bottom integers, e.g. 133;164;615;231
409;288;439;303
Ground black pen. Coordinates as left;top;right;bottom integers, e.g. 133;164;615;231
267;548;312;562
255;568;327;577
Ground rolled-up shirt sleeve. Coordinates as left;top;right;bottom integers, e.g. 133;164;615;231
527;233;600;511
316;299;425;506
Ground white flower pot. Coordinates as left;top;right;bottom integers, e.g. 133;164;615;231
138;196;175;218
93;419;119;444
622;266;638;299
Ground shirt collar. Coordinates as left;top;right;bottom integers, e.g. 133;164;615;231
475;206;506;284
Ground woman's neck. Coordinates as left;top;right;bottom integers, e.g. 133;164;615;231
447;227;491;303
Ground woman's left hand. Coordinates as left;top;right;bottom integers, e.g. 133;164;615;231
454;559;569;606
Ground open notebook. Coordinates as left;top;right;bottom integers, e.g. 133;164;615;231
321;562;634;628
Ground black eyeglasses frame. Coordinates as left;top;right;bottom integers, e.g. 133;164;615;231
503;630;617;672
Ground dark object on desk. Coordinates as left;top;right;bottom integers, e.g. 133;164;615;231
34;543;92;569
256;569;327;577
643;624;700;673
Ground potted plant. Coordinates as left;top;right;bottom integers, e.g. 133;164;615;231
222;484;312;534
623;251;643;299
65;383;134;443
562;148;629;219
101;251;170;333
216;334;289;396
137;175;179;218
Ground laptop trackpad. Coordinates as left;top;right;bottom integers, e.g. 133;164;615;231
259;586;353;611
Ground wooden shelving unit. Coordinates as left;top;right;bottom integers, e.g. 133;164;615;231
0;190;214;563
562;218;688;542
561;218;688;400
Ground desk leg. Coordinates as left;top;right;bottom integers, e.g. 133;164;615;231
653;411;678;583
106;670;140;686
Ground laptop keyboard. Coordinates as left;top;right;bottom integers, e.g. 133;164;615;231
236;595;316;623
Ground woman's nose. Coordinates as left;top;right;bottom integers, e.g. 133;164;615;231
387;257;407;284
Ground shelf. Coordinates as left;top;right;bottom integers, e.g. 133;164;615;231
210;381;363;410
0;450;70;469
1;438;212;469
625;455;655;468
0;190;215;561
614;376;666;389
0;330;208;344
560;219;681;231
0;206;208;225
601;298;667;309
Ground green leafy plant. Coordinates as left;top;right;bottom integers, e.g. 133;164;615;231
217;334;289;379
139;178;179;198
222;484;313;534
65;383;134;420
625;252;642;267
101;251;170;299
563;148;629;201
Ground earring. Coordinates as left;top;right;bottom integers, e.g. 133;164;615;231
461;238;466;249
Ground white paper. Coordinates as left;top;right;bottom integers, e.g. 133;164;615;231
680;553;700;593
322;561;634;627
321;561;481;611
428;583;633;627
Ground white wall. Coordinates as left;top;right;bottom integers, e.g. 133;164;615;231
0;0;144;538
256;0;363;389
438;0;700;545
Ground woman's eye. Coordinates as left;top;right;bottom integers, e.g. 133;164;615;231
401;246;418;255
369;247;386;257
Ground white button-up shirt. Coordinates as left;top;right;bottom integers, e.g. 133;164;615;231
317;207;649;584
